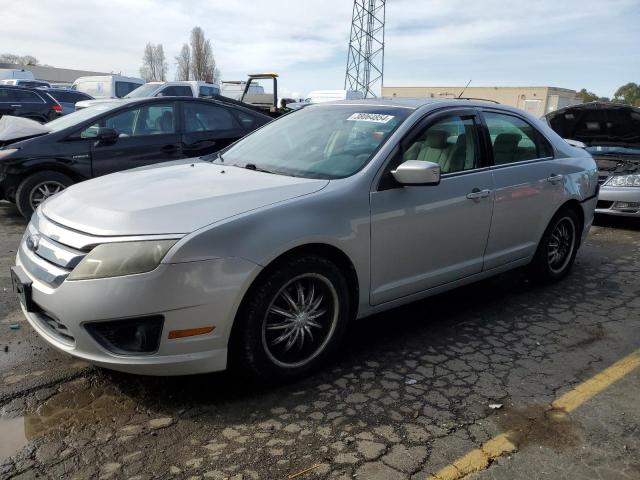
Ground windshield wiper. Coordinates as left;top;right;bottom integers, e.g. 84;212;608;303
200;151;225;163
243;163;276;174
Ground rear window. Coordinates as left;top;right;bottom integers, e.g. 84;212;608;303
115;81;142;98
199;86;218;97
158;85;193;97
48;91;91;103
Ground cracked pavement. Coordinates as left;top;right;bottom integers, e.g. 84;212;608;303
1;200;639;480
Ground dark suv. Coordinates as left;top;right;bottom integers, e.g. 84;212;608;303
0;96;271;217
0;85;62;122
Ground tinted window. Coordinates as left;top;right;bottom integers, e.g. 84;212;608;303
198;86;217;97
183;103;238;132
49;91;90;103
115;81;141;98
15;90;44;103
17;80;49;88
403;115;479;173
159;86;192;97
81;103;175;138
484;112;552;164
233;110;257;129
0;88;19;102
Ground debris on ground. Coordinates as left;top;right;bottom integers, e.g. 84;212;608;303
489;403;504;410
9;324;20;330
405;378;418;385
288;463;321;479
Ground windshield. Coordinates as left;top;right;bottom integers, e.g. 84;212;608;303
125;84;161;98
586;145;640;155
219;105;411;179
45;103;121;132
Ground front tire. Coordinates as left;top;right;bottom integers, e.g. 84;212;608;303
16;171;73;219
529;207;581;283
231;255;350;382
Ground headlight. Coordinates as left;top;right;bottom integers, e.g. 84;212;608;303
68;240;178;281
605;174;640;187
0;148;18;159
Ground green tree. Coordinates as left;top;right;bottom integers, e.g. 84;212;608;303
577;88;610;103
613;82;640;107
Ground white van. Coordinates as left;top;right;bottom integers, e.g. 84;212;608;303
71;75;144;99
0;69;34;81
305;90;365;104
0;79;51;88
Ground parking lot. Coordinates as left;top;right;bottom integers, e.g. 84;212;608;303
0;200;638;480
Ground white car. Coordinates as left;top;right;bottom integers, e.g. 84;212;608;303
75;81;221;110
11;99;598;380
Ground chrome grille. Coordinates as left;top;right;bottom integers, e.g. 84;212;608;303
598;175;609;186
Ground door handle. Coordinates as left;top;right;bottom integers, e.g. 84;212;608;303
547;173;564;184
162;144;179;153
11;104;22;107
466;188;491;200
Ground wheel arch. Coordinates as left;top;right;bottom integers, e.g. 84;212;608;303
229;243;360;347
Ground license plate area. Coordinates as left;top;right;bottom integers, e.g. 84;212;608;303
11;266;38;312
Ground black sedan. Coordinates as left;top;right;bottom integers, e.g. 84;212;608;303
0;85;62;123
0;96;272;217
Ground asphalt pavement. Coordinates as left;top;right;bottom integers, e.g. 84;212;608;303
1;200;639;480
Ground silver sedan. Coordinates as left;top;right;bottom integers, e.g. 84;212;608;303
12;99;598;380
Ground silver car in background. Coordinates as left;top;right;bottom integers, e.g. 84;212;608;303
545;101;640;217
11;99;598;380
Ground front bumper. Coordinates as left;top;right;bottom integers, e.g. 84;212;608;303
596;186;640;217
15;244;260;376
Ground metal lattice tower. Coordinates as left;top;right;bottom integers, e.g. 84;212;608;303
344;0;386;98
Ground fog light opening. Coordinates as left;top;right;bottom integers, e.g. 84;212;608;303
85;316;164;355
612;201;640;212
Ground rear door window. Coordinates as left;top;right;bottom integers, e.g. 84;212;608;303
484;112;553;164
0;88;19;102
183;102;238;132
198;86;217;97
15;90;44;103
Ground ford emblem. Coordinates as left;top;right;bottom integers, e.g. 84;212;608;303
26;234;41;251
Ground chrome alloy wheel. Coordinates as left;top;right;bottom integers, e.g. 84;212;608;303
547;216;576;274
262;273;339;368
29;181;65;209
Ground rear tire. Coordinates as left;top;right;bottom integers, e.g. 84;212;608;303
230;255;350;382
529;207;581;283
16;171;73;219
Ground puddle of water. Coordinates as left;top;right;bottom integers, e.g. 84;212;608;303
0;416;28;460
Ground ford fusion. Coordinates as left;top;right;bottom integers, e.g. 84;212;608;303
12;99;598;380
545;101;640;217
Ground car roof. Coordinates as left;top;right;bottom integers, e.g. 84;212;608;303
312;97;539;119
80;96;272;118
0;84;49;92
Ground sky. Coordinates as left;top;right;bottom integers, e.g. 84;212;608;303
1;0;638;99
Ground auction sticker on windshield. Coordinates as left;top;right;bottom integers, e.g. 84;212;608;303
347;113;395;123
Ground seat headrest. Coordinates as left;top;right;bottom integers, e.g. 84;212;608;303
494;133;521;148
425;130;448;148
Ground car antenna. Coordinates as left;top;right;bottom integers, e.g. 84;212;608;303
458;79;472;99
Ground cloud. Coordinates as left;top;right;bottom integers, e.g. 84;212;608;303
0;0;637;97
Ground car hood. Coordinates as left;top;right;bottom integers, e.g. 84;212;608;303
42;159;329;236
0;116;50;146
545;102;640;148
75;99;121;110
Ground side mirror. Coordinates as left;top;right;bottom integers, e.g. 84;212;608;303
565;139;587;149
95;127;119;145
391;160;441;186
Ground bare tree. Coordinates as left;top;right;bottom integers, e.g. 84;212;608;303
140;43;167;82
189;27;218;83
175;44;191;81
0;53;39;65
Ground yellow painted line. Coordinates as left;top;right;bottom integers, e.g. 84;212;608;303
428;349;640;480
